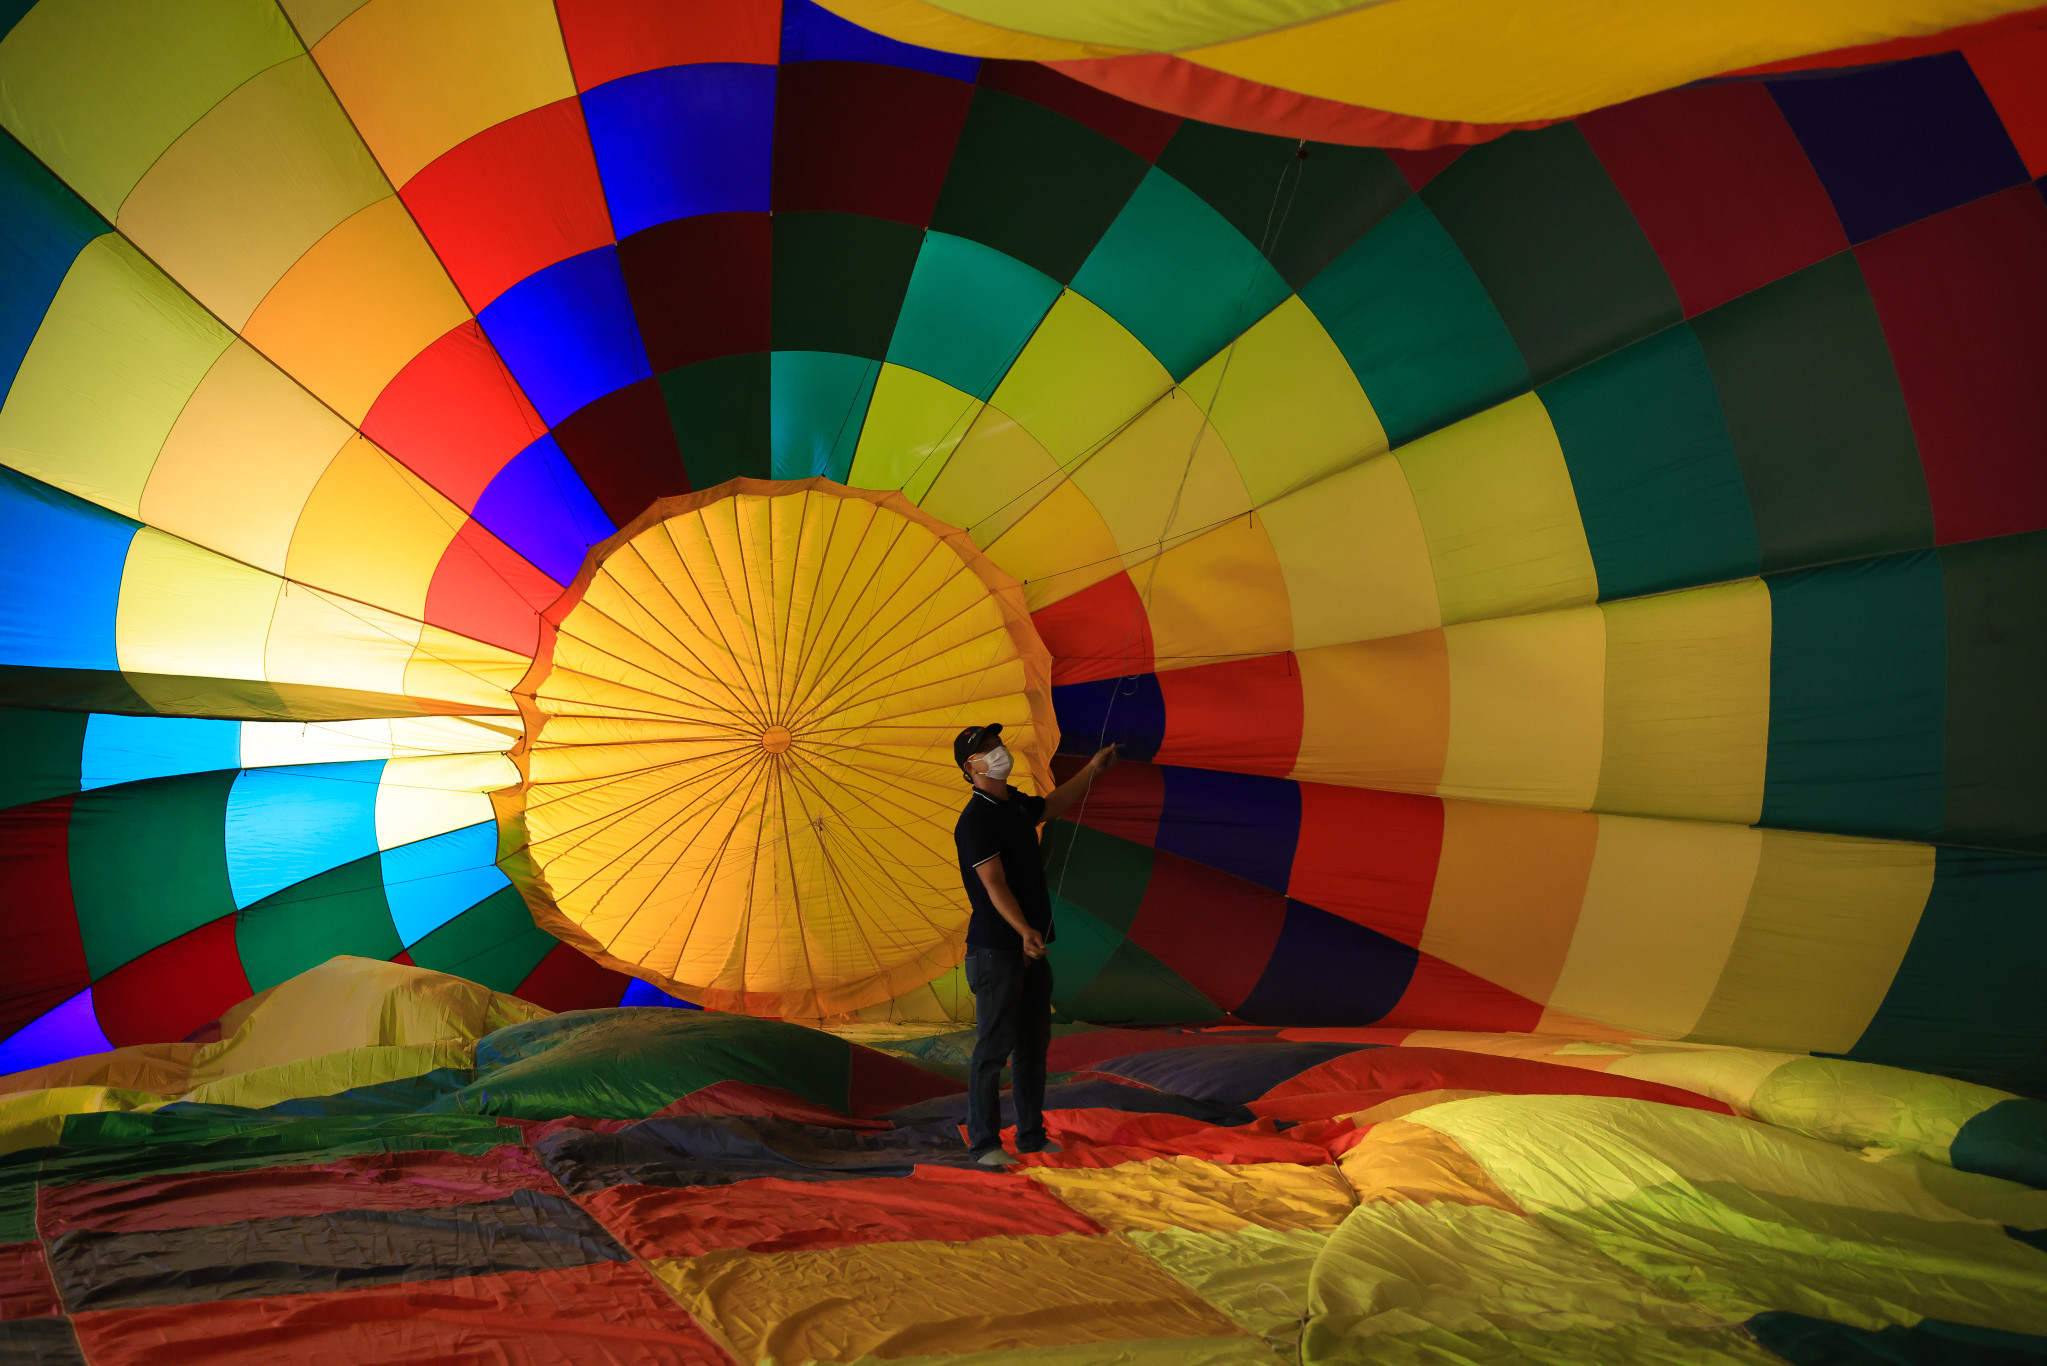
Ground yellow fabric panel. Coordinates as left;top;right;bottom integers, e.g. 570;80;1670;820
140;342;354;575
0;0;301;216
285;434;462;618
1336;1118;1522;1214
0;1041;197;1099
283;0;373;46
919;403;1063;548
1546;815;1763;1040
1070;389;1252;569
310;0;577;186
810;0;1132;60
0;234;233;518
184;955;547;1087
1262;454;1439;652
375;752;513;849
1439;605;1605;809
990;290;1172;466
1189;295;1387;506
1746;1056;2018;1171
1180;0;2035;122
116;55;390;329
1603;1047;1800;1117
1687;830;1936;1055
1031;1157;1355;1234
649;1233;1247;1364
983;476;1127;611
1396;395;1598;626
1343;1088;1498;1126
263;576;425;700
115;529;283;682
870;1341;1288;1366
176;1041;474;1110
240;196;469;422
402;624;530;711
0;1087;157;1158
236;714;518;768
1140;513;1293;671
850;363;985;502
1595;580;1771;824
1421;799;1598;1006
1290;630;1449;793
1130;1226;1328;1364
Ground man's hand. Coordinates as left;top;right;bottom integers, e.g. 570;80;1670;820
1021;928;1046;959
1090;745;1118;774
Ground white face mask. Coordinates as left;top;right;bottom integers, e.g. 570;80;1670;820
976;745;1014;781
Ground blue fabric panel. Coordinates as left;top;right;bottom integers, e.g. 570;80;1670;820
79;714;240;790
778;0;979;81
1154;764;1301;893
379;821;513;947
1089;1040;1372;1104
1747;1310;2047;1366
224;761;386;909
1235;900;1419;1027
581;63;776;239
620;978;702;1009
478;247;651;425
1051;674;1166;762
1770;55;2029;243
0;986;112;1075
0;467;138;671
0;131;108;393
769;350;878;480
470;434;617;585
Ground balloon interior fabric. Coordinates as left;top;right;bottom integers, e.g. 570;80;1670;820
0;0;2044;1359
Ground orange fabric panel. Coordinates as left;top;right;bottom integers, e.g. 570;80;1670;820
1003;1108;1332;1169
1418;801;1598;1008
1290;630;1451;794
1335;1117;1524;1214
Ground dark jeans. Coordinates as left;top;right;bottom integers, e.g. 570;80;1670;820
963;946;1054;1154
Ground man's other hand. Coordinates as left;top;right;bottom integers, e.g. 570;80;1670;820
1022;929;1046;959
1091;745;1118;773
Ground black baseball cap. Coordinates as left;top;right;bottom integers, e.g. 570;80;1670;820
953;722;1003;770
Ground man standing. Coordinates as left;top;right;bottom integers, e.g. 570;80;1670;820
952;723;1115;1166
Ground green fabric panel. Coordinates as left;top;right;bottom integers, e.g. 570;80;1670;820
1041;821;1152;935
1540;324;1759;599
1420;124;1681;386
1939;529;2047;854
0;131;108;394
234;849;399;993
885;230;1060;400
769;350;878;481
1762;552;1946;841
26;1111;511;1186
1691;253;1933;573
67;768;236;978
929;88;1147;284
0;706;85;809
1748;1311;2047;1366
1069;166;1291;381
0;666;151;716
1297;196;1527;447
1131;1225;1327;1363
1043;893;1129;1000
1845;849;2047;1096
771;211;923;359
1056;936;1223;1026
0;1180;33;1242
403;885;555;994
1153;124;1410;290
658;351;770;489
1951;1098;2047;1191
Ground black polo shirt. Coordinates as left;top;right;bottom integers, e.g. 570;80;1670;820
955;784;1054;951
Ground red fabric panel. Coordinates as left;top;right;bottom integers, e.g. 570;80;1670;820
773;62;974;226
1723;6;2047;76
580;1165;1098;1259
92;916;251;1049
1967;27;2047;176
847;1042;965;1117
1250;1044;1734;1117
1042;53;1555;150
619;212;771;370
654;1079;892;1130
1032;571;1154;686
514;941;635;1012
977;61;1182;161
1046;1028;1278;1072
70;1261;729;1366
1053;754;1162;847
1856;183;2047;544
1287;783;1442;946
1579;83;1847;317
401;99;615;311
1385;146;1463;190
0;796;89;1035
556;0;780;90
550;377;689;525
0;1242;61;1322
502;1115;635;1145
1126;852;1287;1013
1153;654;1303;778
39;1147;560;1237
1378;953;1542;1033
423;518;562;655
1273;1026;1416;1045
1007;1107;1329;1168
361;321;550;508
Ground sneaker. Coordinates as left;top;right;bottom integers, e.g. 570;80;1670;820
1016;1140;1063;1155
975;1148;1020;1167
